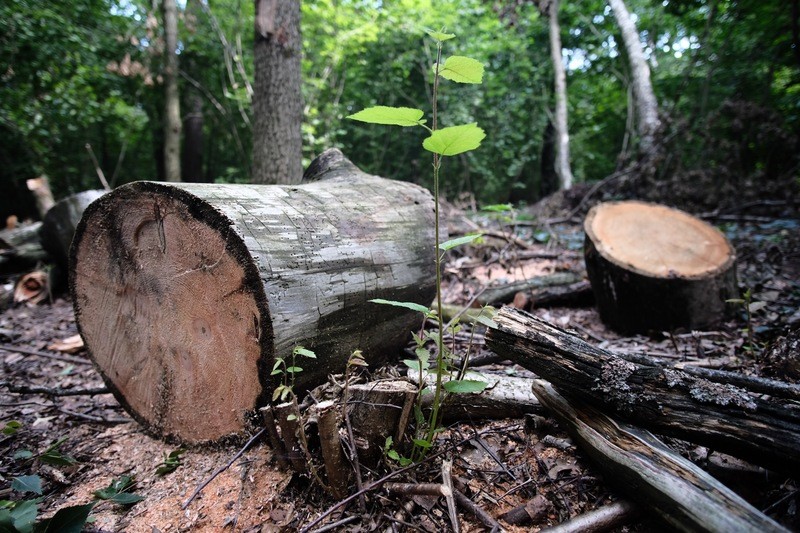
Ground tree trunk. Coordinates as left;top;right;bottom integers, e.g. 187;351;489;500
531;379;788;532
182;92;205;182
485;307;800;475
607;0;661;158
584;201;737;333
252;0;302;184
40;190;106;269
548;0;574;190
69;149;440;444
162;0;182;182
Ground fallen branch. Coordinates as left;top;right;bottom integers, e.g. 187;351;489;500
3;382;108;397
486;307;800;475
530;379;787;532
0;344;92;365
538;499;637;533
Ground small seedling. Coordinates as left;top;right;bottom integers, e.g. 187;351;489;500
155;448;186;476
94;475;145;506
348;28;488;459
14;436;76;466
271;345;317;405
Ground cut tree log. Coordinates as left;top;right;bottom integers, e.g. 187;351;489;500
584;201;737;333
0;222;49;276
41;190;106;269
70;148;440;443
485;307;800;475
531;379;788;532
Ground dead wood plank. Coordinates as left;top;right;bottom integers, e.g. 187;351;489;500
531;379;788;533
485;306;800;475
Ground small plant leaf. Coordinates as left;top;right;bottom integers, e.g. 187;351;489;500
439;234;482;251
11;475;42;496
412;438;433;449
2;421;22;435
93;475;144;506
2;499;38;533
293;346;317;358
443;379;488;394
424;28;455;41
475;314;498;329
14;450;34;460
482;203;513;213
370;298;431;315
286;414;297;421
347;106;425;127
403;359;430;372
155;448;185;476
437;55;484;84
386;449;400;461
423;123;486;156
36;502;95;533
285;366;303;374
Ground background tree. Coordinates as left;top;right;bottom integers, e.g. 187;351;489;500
252;0;302;184
162;0;182;182
544;0;574;190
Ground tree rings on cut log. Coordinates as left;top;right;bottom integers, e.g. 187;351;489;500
70;149;439;443
584;201;737;334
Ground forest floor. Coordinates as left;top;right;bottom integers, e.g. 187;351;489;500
1;195;799;532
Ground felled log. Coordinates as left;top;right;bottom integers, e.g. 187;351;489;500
531;380;788;532
477;272;582;306
0;222;49;276
40;190;106;269
70;149;439;443
584;201;737;333
485;307;800;475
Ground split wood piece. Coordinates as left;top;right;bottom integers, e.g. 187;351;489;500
40;189;106;269
530;379;788;532
584;201;737;333
70;148;440;444
485;307;800;475
441;459;459;533
13;271;49;305
347;380;416;465
538;500;637;533
500;494;550;526
26;176;55;218
409;370;543;420
477;272;582;306
273;401;306;473
315;400;349;499
259;406;289;470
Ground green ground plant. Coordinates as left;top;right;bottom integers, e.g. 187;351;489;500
348;29;488;460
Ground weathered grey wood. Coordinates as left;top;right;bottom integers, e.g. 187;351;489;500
477;272;582;306
70;149;440;443
0;222;49;276
531;379;788;532
485;307;800;475
41;190;106;269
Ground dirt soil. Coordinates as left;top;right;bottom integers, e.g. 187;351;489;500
1;200;799;532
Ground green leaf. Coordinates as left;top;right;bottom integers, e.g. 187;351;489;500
93;475;144;505
14;450;34;460
424;28;455;42
423;123;486;156
387;449;400;461
475;314;498;329
439;234;482;251
293;346;317;358
412;438;433;449
39;451;76;467
286;414;297;421
36;502;95;533
443;379;488;394
437;56;484;84
285;366;303;374
481;203;513;213
370;299;431;315
403;359;430;372
3;499;38;533
2;421;22;435
155;449;185;476
12;476;43;496
346;106;425;127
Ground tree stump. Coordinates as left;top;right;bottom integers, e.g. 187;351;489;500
583;201;737;333
70;149;439;443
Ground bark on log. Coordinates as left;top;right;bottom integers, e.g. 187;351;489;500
584;201;737;333
41;190;106;269
531;379;788;532
70;149;439;443
485;307;800;475
0;222;49;276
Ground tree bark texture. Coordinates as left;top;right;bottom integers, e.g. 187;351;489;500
607;0;661;157
70;149;440;443
584;201;737;333
252;0;302;184
531;379;788;532
162;0;182;182
485;307;800;475
548;0;574;190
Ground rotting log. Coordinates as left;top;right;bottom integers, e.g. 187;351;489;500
485;307;800;475
584;201;737;333
0;222;49;276
70;148;440;444
531;380;788;532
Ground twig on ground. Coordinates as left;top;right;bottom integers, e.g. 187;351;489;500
0;343;92;365
384;482;451;497
454;488;505;531
442;459;460;533
182;428;266;510
3;382;108;396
